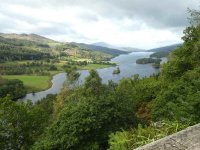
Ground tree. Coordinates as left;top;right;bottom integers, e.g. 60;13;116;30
33;71;137;150
84;69;103;97
0;79;26;100
188;8;200;25
151;9;200;124
0;95;55;150
66;70;80;86
152;69;200;123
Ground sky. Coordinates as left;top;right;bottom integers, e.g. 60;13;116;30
0;0;199;49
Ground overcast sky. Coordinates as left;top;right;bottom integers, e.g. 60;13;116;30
0;0;199;49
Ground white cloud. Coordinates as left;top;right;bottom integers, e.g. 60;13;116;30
0;0;199;49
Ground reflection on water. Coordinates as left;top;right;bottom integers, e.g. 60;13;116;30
23;52;165;102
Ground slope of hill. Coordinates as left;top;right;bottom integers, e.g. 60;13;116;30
148;44;182;58
0;35;52;62
148;44;182;52
0;33;117;62
119;47;145;52
92;42;144;52
0;33;125;59
92;42;111;48
70;42;128;56
0;33;56;44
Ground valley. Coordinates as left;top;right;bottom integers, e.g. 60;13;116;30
0;33;120;93
0;3;199;150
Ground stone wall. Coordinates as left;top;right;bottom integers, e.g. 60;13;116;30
135;123;200;150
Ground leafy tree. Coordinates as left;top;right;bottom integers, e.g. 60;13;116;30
33;70;137;150
152;68;200;123
0;95;56;150
152;10;200;124
84;69;103;97
0;79;26;99
66;70;80;86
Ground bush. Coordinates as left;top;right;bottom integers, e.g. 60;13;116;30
108;121;189;150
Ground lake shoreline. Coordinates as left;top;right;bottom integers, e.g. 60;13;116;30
25;63;116;94
23;52;162;102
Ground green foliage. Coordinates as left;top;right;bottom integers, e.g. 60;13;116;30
1;10;200;150
150;51;170;58
112;67;120;74
2;75;51;93
0;36;52;62
35;94;56;117
32;70;137;150
108;13;200;149
152;13;200;124
84;70;103;96
152;68;200;123
0;61;57;75
0;95;55;150
136;58;161;64
78;63;115;70
116;76;160;111
66;70;80;85
108;121;189;150
188;8;200;25
0;79;26;99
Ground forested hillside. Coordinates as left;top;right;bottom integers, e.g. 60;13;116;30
0;34;117;62
70;42;128;56
0;33;55;43
0;34;116;93
149;44;182;58
0;10;199;150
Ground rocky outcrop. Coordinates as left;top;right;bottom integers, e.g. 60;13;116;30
135;123;200;150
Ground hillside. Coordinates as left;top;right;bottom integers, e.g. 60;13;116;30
0;33;122;62
92;42;112;48
92;42;144;52
0;34;116;92
0;33;56;44
148;44;182;58
0;35;52;62
0;33;126;61
119;47;145;52
70;42;128;56
148;44;182;52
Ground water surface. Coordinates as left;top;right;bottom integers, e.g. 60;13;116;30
78;52;160;84
23;52;164;102
23;73;66;103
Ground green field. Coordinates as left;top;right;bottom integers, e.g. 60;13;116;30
78;64;114;70
1;63;113;93
2;75;51;93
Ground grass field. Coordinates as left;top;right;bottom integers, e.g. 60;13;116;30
2;75;51;93
1;62;114;93
78;64;114;70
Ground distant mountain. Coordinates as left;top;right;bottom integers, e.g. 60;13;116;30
92;42;144;52
0;33;56;43
70;42;128;56
119;47;145;52
0;33;127;60
92;42;112;48
148;44;182;58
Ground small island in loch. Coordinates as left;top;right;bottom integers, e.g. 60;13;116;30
112;67;120;74
136;57;162;68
